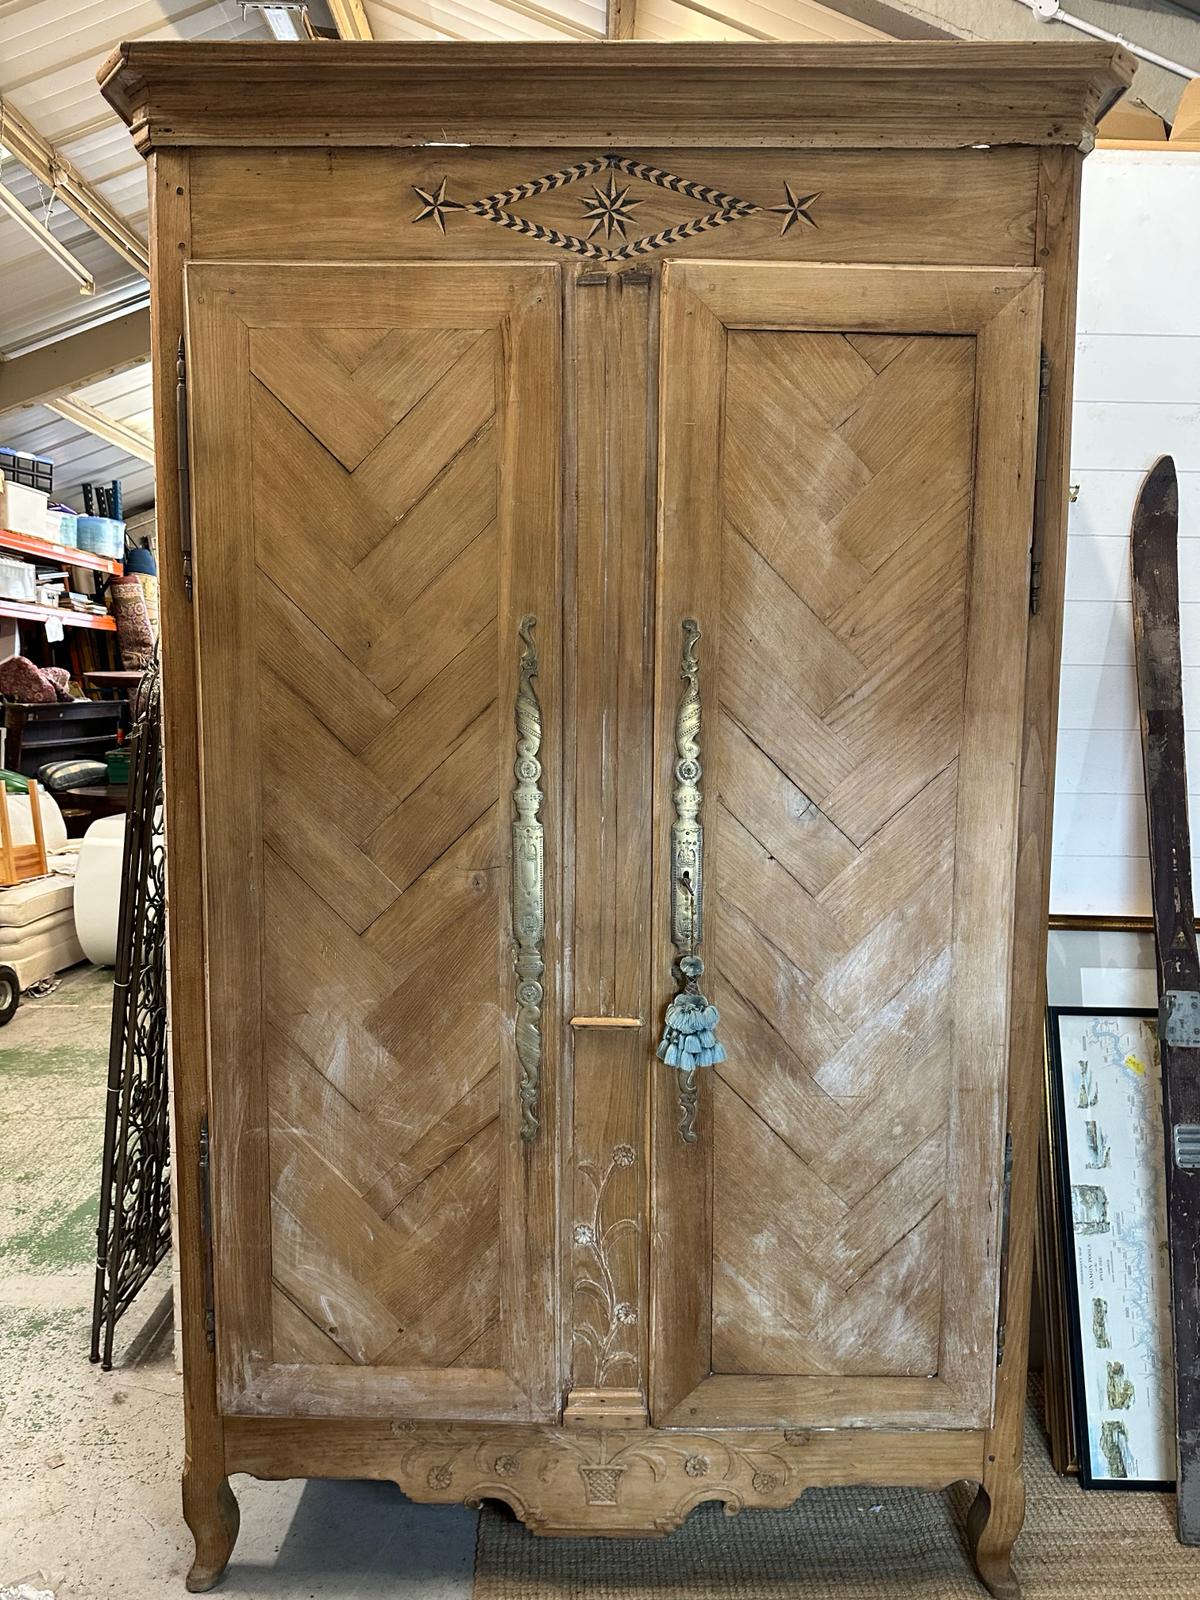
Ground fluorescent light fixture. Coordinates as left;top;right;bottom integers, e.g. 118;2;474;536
242;3;317;39
0;180;95;296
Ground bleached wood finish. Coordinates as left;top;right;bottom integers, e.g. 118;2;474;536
105;41;1128;1598
99;42;1132;152
188;148;1040;269
186;262;562;1422
650;264;1041;1432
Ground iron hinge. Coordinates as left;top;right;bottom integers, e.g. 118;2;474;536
175;336;194;603
198;1116;216;1353
995;1129;1015;1367
1029;347;1052;616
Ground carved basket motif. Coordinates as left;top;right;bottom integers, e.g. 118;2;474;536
578;1463;626;1506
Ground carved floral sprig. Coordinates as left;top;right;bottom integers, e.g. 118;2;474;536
572;1144;640;1387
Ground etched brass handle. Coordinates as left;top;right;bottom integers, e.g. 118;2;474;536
670;619;704;961
657;618;725;1143
512;616;544;1144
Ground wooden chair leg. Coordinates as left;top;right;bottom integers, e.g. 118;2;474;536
27;778;46;877
966;1471;1025;1600
182;1464;240;1592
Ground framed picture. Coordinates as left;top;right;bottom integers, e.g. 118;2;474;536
1046;1006;1175;1490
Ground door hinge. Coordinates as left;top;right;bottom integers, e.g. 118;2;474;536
175;336;194;603
198;1115;216;1353
995;1128;1015;1367
1029;347;1052;616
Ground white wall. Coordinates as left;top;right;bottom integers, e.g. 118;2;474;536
1050;149;1200;917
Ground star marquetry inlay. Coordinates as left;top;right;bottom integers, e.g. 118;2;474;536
407;158;823;260
579;171;643;241
769;182;821;236
411;178;463;234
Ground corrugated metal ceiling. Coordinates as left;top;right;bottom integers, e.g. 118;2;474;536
27;0;1174;518
1;359;155;513
0;0;881;517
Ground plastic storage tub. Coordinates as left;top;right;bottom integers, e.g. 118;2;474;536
75;517;125;559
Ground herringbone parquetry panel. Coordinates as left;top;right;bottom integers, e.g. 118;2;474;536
710;330;976;1380
249;322;506;1371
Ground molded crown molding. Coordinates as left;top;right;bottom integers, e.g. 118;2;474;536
97;41;1135;154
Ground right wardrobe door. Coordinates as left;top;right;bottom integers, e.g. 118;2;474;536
649;261;1043;1434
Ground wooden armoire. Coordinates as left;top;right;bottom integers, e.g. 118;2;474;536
101;40;1132;1597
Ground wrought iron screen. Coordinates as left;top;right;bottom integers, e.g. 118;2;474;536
90;660;171;1368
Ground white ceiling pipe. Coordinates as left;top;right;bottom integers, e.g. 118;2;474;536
1018;0;1198;81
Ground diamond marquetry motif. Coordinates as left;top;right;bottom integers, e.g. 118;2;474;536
410;153;822;263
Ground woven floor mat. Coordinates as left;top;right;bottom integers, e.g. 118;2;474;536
474;1397;1190;1599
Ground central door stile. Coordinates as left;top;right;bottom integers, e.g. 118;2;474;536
563;265;658;1431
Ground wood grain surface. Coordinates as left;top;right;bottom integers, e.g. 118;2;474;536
185;262;562;1422
651;263;1041;1433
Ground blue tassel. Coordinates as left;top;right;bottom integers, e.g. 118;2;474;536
656;990;726;1073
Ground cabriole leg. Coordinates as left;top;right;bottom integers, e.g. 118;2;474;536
183;1464;240;1593
966;1472;1024;1600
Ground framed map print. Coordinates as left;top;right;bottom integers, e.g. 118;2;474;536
1046;1007;1175;1489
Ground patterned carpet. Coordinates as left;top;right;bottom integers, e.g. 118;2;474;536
475;1394;1193;1599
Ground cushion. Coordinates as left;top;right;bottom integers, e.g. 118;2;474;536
38;758;108;793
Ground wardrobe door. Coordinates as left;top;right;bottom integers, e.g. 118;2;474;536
185;262;562;1421
650;262;1042;1431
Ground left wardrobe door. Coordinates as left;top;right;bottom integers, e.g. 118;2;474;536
184;263;563;1423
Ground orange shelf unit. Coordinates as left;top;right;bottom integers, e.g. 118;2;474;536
0;598;116;632
0;526;123;577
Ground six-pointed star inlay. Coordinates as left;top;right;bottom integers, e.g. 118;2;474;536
769;182;821;236
579;171;644;241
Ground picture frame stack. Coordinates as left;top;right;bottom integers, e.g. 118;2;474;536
1043;1004;1175;1489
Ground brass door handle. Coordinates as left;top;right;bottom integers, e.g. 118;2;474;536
512;616;544;1144
570;1016;643;1029
657;618;725;1144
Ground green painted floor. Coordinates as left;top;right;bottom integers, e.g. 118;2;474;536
0;963;476;1599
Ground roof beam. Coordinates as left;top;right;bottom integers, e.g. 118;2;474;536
327;0;375;37
607;0;637;37
0;310;151;416
0;98;149;277
43;395;155;466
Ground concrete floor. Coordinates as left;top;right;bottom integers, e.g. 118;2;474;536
0;965;478;1600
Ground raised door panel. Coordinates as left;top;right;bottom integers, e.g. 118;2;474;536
185;263;561;1420
650;263;1042;1430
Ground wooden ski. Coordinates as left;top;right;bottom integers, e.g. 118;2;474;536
1131;453;1200;1541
